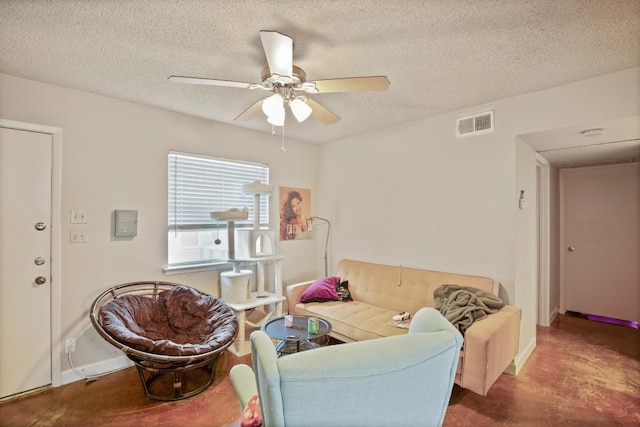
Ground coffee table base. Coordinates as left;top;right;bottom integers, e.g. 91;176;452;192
275;340;319;355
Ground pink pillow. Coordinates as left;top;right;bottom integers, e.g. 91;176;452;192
299;277;340;303
241;394;262;427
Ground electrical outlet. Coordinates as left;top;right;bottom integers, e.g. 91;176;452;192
65;338;76;353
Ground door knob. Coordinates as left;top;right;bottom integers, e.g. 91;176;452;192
35;276;47;285
35;222;47;231
567;246;575;252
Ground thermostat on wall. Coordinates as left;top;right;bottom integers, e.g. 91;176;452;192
114;209;138;237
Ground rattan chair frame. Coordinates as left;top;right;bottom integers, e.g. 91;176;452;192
90;281;237;400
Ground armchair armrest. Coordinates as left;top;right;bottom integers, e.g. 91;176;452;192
285;280;314;314
410;307;464;349
230;364;257;410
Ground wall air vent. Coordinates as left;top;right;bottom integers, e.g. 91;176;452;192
456;111;494;137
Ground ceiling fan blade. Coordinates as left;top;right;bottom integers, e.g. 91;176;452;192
168;75;254;89
233;99;264;122
304;98;341;124
309;76;390;93
259;30;293;78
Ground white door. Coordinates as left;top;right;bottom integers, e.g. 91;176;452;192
561;162;640;323
0;127;52;398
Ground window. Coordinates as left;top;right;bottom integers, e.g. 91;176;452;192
168;151;269;267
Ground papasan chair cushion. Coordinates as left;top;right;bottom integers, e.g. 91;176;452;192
99;285;237;357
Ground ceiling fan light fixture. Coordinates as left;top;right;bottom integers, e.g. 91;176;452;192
290;98;312;122
267;106;285;126
263;93;285;126
262;93;283;116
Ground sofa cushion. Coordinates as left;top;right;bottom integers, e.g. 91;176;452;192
295;300;408;342
336;259;497;314
99;286;238;356
299;276;341;303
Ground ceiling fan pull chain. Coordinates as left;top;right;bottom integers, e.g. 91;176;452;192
271;125;276;136
281;124;286;152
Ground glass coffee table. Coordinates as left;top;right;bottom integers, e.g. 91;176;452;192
261;315;332;357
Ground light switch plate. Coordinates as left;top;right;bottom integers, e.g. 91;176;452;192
70;230;88;243
70;210;87;224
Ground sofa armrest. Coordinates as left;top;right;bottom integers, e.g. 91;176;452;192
230;364;258;409
459;305;521;396
285;280;314;314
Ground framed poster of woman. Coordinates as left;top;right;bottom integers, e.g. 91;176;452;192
279;187;310;240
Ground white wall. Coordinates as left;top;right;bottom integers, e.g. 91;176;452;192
317;67;640;371
320;115;517;289
0;73;320;375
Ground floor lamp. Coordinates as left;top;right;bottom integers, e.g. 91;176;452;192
308;216;331;277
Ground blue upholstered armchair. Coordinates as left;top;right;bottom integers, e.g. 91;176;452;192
230;307;463;427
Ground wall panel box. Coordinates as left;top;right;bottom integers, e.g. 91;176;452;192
114;209;138;237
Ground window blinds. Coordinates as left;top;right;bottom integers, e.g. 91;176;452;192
168;152;270;231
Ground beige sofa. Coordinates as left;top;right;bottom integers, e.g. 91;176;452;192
286;259;521;396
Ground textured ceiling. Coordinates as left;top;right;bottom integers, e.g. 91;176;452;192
1;0;639;155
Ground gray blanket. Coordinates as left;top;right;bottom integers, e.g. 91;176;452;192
434;284;504;335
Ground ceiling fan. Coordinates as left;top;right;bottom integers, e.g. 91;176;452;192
168;30;390;126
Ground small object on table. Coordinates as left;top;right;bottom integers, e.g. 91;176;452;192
308;317;319;334
392;312;411;322
392;312;412;329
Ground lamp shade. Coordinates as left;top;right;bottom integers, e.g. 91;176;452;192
267;107;285;126
290;98;312;122
262;94;283;116
262;94;285;126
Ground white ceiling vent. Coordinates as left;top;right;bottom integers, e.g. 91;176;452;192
456;111;494;137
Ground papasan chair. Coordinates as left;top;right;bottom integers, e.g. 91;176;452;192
90;281;238;401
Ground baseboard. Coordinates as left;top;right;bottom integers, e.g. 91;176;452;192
61;355;133;385
504;336;536;376
549;306;559;325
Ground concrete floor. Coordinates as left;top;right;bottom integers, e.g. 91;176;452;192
1;313;638;426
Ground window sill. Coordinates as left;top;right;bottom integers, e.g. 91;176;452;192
163;261;232;275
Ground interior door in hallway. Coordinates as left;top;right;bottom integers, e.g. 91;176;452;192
560;162;640;323
0;127;52;398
